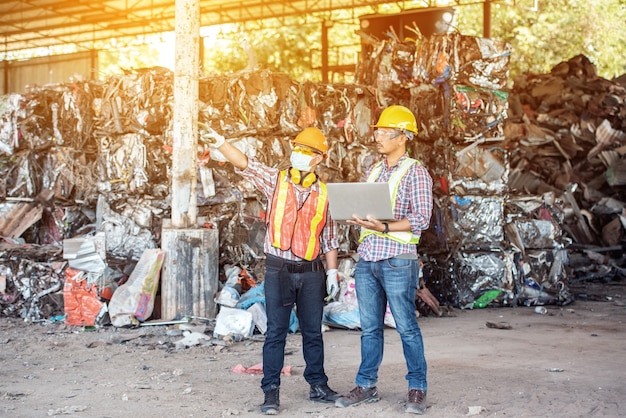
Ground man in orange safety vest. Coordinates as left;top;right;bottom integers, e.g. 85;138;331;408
202;125;341;415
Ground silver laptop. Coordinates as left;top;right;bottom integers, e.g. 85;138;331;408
326;182;395;223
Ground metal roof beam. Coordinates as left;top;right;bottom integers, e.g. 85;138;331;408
1;1;474;56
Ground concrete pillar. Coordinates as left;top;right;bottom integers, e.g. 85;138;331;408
161;220;219;320
171;0;200;229
161;1;219;320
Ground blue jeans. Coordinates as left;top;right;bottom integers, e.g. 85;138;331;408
354;257;427;391
261;258;328;392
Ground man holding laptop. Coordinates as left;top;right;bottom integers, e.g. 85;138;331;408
202;126;341;415
334;105;434;414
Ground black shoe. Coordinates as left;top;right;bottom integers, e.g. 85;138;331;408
309;383;341;403
261;388;280;415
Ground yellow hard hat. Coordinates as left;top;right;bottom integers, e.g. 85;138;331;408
372;105;418;134
293;127;329;154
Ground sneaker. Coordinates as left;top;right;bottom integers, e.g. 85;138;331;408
261;388;280;415
335;386;379;408
405;389;427;414
309;383;341;403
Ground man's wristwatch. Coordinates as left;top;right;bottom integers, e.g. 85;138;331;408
382;222;389;234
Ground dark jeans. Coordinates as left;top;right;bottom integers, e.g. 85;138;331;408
261;255;328;392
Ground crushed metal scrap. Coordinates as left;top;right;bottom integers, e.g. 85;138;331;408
1;31;625;323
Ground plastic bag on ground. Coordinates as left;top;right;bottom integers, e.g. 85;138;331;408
247;302;267;334
213;306;254;339
215;285;240;307
108;248;164;327
323;301;361;329
63;268;107;326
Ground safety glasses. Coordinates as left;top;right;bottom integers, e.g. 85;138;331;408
292;144;322;156
373;129;403;141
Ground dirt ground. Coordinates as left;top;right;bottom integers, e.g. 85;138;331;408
1;281;625;418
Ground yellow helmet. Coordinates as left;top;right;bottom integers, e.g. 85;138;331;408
293;127;329;154
372;105;418;134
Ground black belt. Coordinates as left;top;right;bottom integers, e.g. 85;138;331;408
265;254;324;273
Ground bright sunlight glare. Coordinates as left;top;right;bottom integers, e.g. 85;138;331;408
155;25;236;71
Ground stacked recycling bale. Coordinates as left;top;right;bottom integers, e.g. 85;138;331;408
418;34;514;308
412;33;510;143
358;32;572;309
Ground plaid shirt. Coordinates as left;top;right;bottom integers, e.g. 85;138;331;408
358;154;433;262
236;158;339;262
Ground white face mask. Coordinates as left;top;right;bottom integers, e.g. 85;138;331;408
290;151;315;172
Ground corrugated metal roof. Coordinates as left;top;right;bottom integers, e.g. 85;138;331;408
0;0;431;56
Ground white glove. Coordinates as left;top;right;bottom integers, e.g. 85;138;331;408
198;123;225;148
325;269;339;301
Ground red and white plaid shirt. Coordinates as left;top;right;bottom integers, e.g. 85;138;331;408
237;158;339;262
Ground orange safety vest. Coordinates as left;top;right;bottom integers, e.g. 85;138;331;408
268;170;328;261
